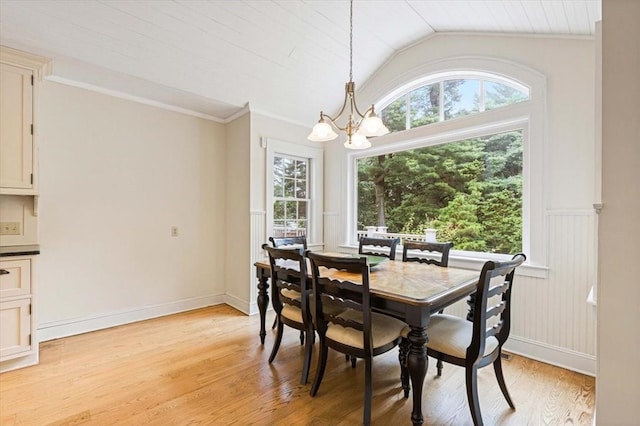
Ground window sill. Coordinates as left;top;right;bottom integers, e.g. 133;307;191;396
447;254;548;279
337;244;548;279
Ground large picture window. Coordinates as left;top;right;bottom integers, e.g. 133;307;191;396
357;130;523;254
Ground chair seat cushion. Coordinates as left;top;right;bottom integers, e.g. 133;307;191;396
425;314;499;358
326;309;406;350
281;304;303;324
280;289;301;300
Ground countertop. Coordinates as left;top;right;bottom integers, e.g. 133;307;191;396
0;245;41;257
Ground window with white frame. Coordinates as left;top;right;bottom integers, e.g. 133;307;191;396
266;138;323;245
351;69;544;263
272;155;309;238
380;75;529;133
357;129;523;255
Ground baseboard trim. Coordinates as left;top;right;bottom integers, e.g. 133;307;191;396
223;293;251;315
504;336;596;376
223;293;272;316
37;294;226;342
33;295;596;377
0;351;39;373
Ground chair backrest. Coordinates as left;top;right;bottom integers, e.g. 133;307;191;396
306;252;374;354
269;235;308;250
467;253;526;362
358;236;400;260
402;241;453;267
262;244;309;322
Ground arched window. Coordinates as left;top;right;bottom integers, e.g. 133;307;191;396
348;67;545;268
379;72;530;132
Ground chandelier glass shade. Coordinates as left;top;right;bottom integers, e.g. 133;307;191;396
307;0;389;149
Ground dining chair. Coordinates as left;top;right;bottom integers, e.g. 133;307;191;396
401;240;454;375
358;236;400;260
402;240;453;266
269;235;308;250
307;251;409;425
262;244;314;384
419;253;526;426
269;235;308;331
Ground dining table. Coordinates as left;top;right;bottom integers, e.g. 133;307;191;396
254;253;479;426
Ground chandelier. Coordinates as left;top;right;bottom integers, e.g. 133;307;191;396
307;0;389;149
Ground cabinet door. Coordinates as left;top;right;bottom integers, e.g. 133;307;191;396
0;298;31;359
0;63;34;190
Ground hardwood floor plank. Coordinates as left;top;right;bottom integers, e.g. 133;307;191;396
0;305;595;425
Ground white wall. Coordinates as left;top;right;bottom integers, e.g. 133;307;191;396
37;81;227;340
223;112;252;313
324;34;599;374
597;0;640;423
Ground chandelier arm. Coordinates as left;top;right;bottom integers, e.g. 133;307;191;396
321;88;351;131
322;112;348;132
351;99;373;121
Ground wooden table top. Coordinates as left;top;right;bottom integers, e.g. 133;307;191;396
256;254;479;308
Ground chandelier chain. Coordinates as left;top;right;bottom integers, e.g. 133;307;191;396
349;0;353;82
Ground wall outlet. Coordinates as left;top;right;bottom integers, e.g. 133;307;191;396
171;226;179;237
0;222;21;235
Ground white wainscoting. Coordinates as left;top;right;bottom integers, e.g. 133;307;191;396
445;210;597;375
323;212;341;252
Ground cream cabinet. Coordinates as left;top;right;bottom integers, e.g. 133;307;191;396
0;62;34;191
1;47;48;245
0;46;47;372
0;46;49;195
0;255;36;366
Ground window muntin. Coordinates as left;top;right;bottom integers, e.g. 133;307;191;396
357;130;523;255
272;155;309;238
380;76;529;133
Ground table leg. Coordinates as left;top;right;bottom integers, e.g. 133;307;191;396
256;267;270;345
407;325;428;425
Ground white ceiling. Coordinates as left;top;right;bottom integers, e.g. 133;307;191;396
0;0;600;125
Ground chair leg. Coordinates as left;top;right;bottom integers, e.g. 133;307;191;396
364;357;373;425
436;359;443;377
300;325;314;385
310;339;328;397
465;366;483;426
344;354;356;366
399;338;410;398
271;316;278;329
493;354;515;409
268;317;284;363
299;330;305;346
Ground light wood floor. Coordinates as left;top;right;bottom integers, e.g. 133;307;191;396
0;305;594;425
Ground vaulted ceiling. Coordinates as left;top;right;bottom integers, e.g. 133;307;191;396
0;0;600;126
